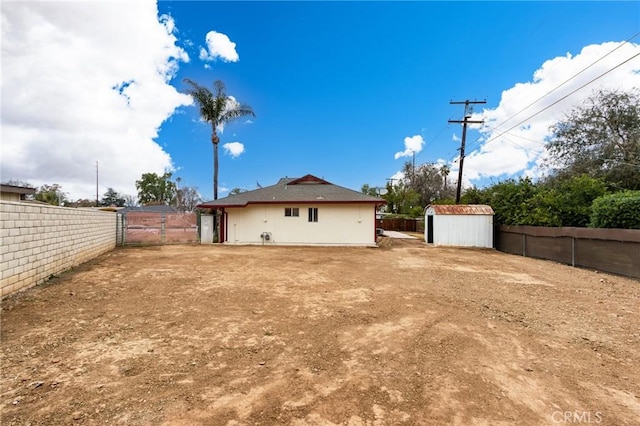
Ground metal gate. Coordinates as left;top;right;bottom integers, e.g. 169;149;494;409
117;212;199;246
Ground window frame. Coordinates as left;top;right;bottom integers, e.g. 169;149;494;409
284;207;299;217
308;207;318;222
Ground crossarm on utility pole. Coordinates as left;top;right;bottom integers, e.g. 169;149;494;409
448;99;486;204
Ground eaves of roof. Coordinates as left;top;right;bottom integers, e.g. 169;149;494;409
197;175;386;209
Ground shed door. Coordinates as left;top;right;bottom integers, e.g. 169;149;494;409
201;215;214;244
427;215;434;244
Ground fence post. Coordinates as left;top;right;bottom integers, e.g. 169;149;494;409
197;210;201;243
161;212;166;243
571;237;576;267
522;233;526;257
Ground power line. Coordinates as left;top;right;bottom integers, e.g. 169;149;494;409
465;34;640;154
485;33;640;136
476;51;640;150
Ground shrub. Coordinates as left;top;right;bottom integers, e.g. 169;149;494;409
589;191;640;229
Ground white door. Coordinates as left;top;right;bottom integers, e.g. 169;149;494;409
201;215;214;244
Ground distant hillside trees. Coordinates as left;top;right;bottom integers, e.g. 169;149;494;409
362;162;456;218
101;187;126;207
402;161;456;206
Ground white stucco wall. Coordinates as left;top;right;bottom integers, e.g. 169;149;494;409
425;211;493;248
223;204;377;246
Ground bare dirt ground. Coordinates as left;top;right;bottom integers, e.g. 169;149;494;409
1;239;639;425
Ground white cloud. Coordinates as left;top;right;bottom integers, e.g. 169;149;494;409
463;41;640;184
1;0;192;199
223;142;245;158
389;171;406;183
394;135;425;160
214;96;242;134
199;30;239;62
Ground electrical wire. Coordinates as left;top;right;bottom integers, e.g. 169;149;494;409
465;33;640;153
485;33;638;134
465;50;640;158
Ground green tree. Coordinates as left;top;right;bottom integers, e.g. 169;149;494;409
35;184;67;206
404;161;455;206
441;164;450;187
135;172;177;205
590;191;640;229
360;184;379;197
541;175;609;227
183;79;255;201
461;175;609;227
461;178;539;225
546;89;640;190
101;187;126;207
382;181;420;216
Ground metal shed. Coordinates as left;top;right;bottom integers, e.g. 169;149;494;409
424;204;494;248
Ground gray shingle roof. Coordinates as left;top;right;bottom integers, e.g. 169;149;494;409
198;174;385;208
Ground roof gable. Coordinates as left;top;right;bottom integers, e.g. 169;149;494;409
288;174;330;185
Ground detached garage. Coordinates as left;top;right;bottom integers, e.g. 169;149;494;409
424;204;494;248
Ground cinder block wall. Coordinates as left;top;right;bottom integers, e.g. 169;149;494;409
1;201;117;298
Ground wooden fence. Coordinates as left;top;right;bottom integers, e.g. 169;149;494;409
495;225;640;279
377;218;424;233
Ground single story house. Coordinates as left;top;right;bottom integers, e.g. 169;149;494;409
424;204;494;248
197;174;386;246
0;184;36;202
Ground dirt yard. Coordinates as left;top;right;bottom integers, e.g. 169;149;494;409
1;239;639;425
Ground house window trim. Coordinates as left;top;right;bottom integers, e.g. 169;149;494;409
285;207;299;217
308;207;318;222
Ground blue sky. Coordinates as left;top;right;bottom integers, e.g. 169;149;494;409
2;1;639;202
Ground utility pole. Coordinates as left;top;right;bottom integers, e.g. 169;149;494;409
449;99;486;204
412;151;416;183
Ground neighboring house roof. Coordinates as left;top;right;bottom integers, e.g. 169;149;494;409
119;205;178;214
427;204;494;215
0;184;36;195
198;174;386;209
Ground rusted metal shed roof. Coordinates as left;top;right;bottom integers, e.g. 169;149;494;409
427;204;494;215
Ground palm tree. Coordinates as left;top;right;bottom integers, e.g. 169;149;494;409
441;164;450;188
183;79;255;201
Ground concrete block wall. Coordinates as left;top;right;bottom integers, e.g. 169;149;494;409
1;201;117;298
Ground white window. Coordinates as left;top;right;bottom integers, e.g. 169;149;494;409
285;207;299;217
308;207;318;222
